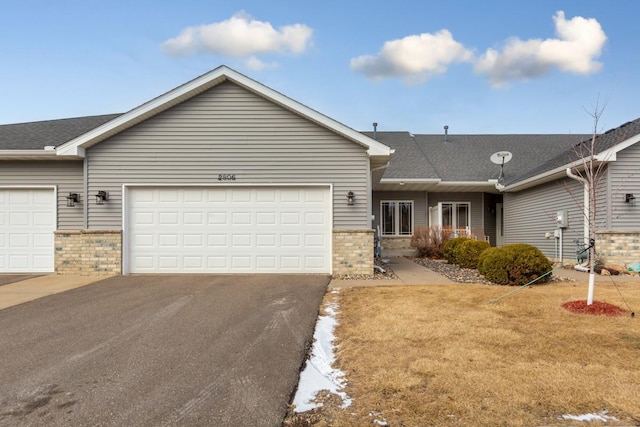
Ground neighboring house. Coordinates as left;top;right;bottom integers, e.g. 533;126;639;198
0;66;392;275
370;118;640;266
1;66;638;276
501;118;640;266
369;131;589;253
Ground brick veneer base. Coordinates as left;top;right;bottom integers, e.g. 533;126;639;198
333;229;374;276
595;230;640;266
54;230;122;276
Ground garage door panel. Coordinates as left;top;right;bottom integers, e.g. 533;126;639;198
280;212;300;225
33;233;53;247
127;187;330;273
232;212;251;225
158;212;178;225
9;213;29;226
208;234;227;246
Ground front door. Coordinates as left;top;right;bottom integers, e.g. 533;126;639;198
496;203;504;246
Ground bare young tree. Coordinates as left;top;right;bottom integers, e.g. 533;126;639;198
565;101;608;305
564;100;637;304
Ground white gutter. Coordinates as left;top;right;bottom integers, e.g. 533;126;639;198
439;181;497;187
0;150;58;158
380;178;441;184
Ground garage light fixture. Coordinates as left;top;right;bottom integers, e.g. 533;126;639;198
95;190;109;205
625;193;636;206
66;193;80;207
347;191;355;206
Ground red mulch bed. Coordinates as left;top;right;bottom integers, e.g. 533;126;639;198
562;300;628;317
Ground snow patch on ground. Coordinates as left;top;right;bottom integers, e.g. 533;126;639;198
561;410;618;422
292;292;352;412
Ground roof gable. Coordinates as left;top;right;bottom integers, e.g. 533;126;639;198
55;66;392;158
505;117;640;190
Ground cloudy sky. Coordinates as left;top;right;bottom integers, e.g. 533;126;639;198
0;0;637;134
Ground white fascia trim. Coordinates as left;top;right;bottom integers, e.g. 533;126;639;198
0;185;57;190
507;132;640;191
437;181;496;187
0;150;58;158
57;65;393;158
380;178;441;184
595;132;640;162
505;165;569;191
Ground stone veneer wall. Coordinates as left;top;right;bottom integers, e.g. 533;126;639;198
54;230;122;276
595;230;640;266
333;229;374;275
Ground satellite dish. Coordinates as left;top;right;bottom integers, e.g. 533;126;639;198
490;151;513;186
490;151;513;165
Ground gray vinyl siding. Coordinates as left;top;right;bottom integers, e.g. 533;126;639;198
372;191;427;233
0;160;84;229
608;142;640;229
427;192;484;232
503;179;583;260
86;81;370;230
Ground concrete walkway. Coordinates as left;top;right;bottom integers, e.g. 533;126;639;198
0;275;106;311
330;256;454;288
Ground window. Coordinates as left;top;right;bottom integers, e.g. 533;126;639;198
381;201;414;236
434;202;470;235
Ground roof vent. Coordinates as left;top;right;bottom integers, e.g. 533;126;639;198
373;122;378;140
444;125;449;143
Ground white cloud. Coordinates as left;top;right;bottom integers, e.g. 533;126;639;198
161;11;313;60
244;56;279;71
475;11;607;87
350;30;473;84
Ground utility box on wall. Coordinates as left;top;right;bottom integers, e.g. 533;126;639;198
556;210;568;228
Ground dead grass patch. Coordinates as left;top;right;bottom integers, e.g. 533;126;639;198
302;282;640;426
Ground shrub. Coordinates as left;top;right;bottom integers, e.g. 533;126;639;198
443;237;469;264
410;226;453;258
478;243;552;286
456;239;491;269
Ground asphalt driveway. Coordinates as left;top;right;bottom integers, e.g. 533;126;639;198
0;274;329;426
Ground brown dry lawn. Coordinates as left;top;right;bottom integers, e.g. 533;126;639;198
288;280;640;427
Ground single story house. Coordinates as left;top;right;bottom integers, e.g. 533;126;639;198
1;66;638;275
371;119;640;266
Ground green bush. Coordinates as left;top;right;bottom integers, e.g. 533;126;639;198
443;237;469;264
478;243;552;286
410;226;453;258
456;239;491;269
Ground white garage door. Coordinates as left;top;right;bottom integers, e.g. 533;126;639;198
126;186;331;273
0;188;56;273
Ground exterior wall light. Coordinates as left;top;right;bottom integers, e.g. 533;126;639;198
66;193;80;207
625;193;636;206
347;191;355;206
95;190;109;205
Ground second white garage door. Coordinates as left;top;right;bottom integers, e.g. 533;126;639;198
126;186;331;273
0;188;55;273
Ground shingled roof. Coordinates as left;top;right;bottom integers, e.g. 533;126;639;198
362;131;439;180
0;114;122;150
369;132;589;184
505;117;640;186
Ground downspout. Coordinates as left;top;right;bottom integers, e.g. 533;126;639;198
565;168;589;243
83;156;89;229
566;167;596;305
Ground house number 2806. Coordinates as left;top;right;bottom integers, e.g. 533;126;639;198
218;174;236;181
